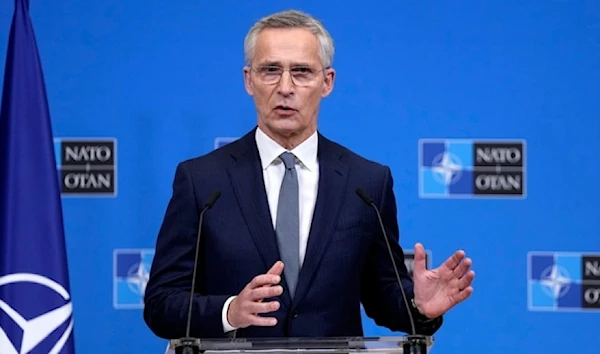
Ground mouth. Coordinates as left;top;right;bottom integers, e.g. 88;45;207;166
274;105;296;111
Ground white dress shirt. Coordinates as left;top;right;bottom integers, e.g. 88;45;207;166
221;127;319;332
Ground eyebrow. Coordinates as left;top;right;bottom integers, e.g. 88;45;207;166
258;61;315;67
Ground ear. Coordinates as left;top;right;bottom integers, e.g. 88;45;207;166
321;68;335;98
243;66;254;96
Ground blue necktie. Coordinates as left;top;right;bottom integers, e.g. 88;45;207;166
276;152;300;299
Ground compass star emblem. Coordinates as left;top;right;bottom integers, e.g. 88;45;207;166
539;265;571;298
126;262;150;296
0;273;73;353
431;152;463;185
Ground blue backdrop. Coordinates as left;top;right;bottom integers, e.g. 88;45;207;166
1;0;599;353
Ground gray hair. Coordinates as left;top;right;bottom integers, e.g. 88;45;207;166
244;9;335;68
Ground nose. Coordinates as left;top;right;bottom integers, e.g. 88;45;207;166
277;71;294;96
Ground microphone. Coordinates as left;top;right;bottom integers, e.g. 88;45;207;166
177;190;221;354
355;188;428;354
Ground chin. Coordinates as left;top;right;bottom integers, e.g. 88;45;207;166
268;119;303;133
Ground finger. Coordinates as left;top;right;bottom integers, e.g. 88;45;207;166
458;270;475;291
454;286;474;303
267;261;284;276
413;243;427;275
244;300;280;314
248;273;281;289
247;314;278;327
443;249;466;271
253;267;283;302
250;285;284;301
256;283;277;302
453;257;472;278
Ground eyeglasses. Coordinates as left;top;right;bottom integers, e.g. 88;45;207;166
250;65;327;87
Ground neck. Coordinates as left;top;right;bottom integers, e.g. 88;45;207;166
259;126;316;150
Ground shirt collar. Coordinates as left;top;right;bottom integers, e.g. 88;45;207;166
255;127;318;171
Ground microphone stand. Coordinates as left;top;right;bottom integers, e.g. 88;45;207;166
356;188;428;354
173;190;221;354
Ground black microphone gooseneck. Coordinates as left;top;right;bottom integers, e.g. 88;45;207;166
177;190;221;354
355;188;428;354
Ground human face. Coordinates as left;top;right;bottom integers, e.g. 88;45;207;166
244;28;335;148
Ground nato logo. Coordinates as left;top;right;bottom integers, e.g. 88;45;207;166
113;249;154;309
214;137;238;150
53;137;117;197
528;251;600;311
0;273;74;353
418;139;526;198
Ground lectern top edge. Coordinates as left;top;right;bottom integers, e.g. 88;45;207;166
166;335;434;354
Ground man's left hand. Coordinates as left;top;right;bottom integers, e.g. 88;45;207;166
412;243;475;319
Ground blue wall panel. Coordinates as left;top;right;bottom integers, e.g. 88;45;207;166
0;0;598;352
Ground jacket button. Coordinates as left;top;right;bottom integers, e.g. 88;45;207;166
291;310;298;318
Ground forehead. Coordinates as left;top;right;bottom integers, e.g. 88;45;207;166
252;28;321;66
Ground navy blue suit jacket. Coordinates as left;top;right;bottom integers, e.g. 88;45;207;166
144;128;443;339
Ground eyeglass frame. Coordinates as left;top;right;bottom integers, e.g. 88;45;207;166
248;64;331;87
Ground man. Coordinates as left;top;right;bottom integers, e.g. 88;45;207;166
144;9;475;340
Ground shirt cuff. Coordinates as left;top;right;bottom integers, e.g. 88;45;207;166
222;295;238;332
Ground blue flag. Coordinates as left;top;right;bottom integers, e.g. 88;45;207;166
0;0;76;353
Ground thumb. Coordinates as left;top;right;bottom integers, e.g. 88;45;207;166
267;260;284;275
413;243;427;276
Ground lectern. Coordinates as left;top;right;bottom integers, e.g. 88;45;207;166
165;336;434;354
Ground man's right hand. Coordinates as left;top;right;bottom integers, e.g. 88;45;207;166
227;261;284;328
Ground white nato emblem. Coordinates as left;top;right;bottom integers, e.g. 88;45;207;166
0;273;73;354
431;151;463;185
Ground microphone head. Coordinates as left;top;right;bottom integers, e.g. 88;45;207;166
205;190;221;209
355;188;374;206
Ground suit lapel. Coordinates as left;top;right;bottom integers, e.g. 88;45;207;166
226;130;292;307
293;134;349;305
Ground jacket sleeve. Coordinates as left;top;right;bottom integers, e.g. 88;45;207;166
360;166;443;335
143;161;231;339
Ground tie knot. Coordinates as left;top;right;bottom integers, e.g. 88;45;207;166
279;152;296;170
